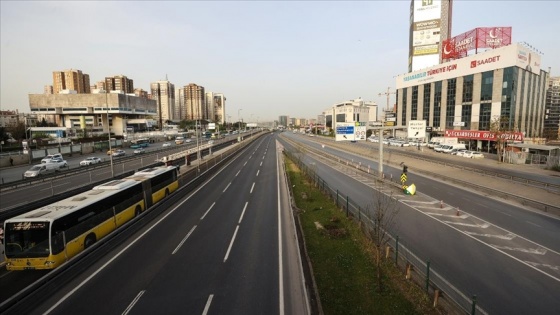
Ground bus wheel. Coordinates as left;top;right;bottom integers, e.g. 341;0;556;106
84;234;97;249
135;205;142;216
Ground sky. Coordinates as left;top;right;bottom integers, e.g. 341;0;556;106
1;1;559;123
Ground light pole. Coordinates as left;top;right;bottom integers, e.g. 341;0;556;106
238;109;242;133
106;91;114;177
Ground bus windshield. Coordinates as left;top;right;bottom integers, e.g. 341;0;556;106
4;222;51;258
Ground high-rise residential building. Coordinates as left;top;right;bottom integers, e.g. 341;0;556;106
44;85;53;94
205;92;226;123
52;69;91;94
279;116;289;128
105;75;134;93
175;88;185;121
150;80;175;127
134;88;149;99
408;0;453;72
185;83;205;120
96;81;106;90
544;77;560;141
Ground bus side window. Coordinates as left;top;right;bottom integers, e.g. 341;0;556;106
51;231;65;254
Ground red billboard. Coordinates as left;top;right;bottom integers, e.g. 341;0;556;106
442;27;512;60
445;129;523;141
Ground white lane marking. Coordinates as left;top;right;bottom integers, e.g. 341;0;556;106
122;290;145;315
526;221;542;228
276;144;285;315
238;202;249;224
172;226;197;255
223;182;231;192
499;211;512;217
260;161;263;166
256;170;260;177
244;161;247;166
201;202;215;220
235;170;240;177
250;182;255;194
464;232;516;240
492;245;548;255
43;150;246;314
224;225;240;262
202;294;214;315
262;155;265;160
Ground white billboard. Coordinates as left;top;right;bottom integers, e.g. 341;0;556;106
397;43;541;89
411;0;442;71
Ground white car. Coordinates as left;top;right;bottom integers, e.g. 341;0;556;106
43;157;68;169
162;142;172;147
471;152;485;159
80;157;102;166
134;148;146;154
41;153;63;163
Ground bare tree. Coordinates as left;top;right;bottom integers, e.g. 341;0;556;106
490;115;515;163
366;181;399;292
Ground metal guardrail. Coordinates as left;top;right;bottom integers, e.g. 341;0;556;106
0;135;264;314
284;149;487;315
284;135;560;215
311;136;560;193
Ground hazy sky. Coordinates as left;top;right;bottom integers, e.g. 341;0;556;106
1;1;559;122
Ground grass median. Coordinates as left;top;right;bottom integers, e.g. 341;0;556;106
285;156;439;315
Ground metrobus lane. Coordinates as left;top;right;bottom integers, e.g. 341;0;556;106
280;140;560;314
31;134;294;315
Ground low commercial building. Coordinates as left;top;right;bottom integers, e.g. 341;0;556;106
29;92;157;136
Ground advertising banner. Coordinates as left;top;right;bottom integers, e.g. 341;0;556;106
445;129;523;141
442;27;512;60
411;0;442;71
397;43;531;89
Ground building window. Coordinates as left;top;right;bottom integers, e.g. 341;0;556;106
423;83;431;122
434;81;442;128
462;74;473;104
461;104;471;130
411;86;418;120
446;78;456;128
479;103;492;131
501;67;516;128
481;71;493;103
401;88;407;126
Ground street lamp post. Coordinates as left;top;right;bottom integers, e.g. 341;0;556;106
106;91;114;177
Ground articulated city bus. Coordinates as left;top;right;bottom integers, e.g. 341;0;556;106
3;166;179;270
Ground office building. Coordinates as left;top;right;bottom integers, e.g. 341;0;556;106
105;75;134;94
544;77;560;141
184;83;205;120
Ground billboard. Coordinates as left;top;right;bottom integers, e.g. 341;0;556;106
442;27;512;60
410;0;442;71
396;43;541;89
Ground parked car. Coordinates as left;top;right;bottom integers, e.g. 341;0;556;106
107;148;118;155
471;152;485;159
134;148;146;154
162;142;172;147
80;157;102;166
112;149;126;157
41;153;63;163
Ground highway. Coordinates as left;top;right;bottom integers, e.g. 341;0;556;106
278;132;560;315
3;133;309;315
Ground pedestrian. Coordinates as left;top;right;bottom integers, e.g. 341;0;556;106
10;157;13;166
